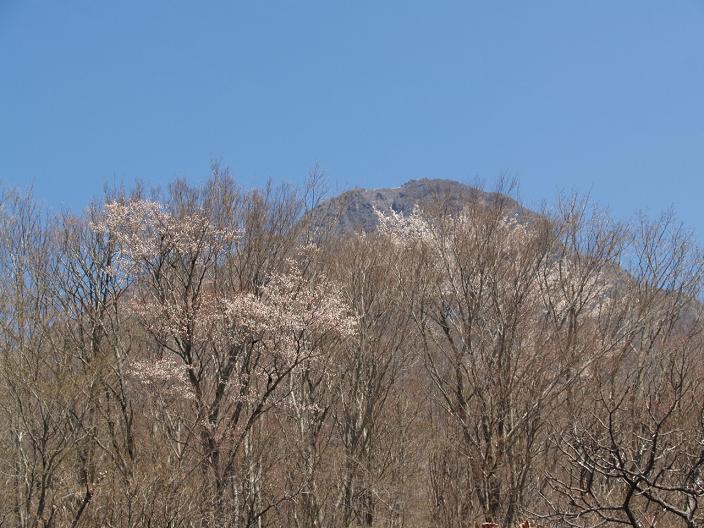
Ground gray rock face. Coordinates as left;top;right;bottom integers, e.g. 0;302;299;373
309;178;524;234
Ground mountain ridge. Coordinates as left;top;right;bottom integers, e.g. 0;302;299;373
309;178;531;233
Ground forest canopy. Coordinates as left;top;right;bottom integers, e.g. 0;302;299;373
1;172;703;528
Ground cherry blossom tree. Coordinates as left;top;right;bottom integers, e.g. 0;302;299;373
95;177;356;526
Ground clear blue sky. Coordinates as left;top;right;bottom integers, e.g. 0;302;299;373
1;1;703;239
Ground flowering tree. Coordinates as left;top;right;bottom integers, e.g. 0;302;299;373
95;182;356;526
377;192;633;527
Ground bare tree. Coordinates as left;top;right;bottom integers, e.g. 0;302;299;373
327;233;421;528
545;212;704;528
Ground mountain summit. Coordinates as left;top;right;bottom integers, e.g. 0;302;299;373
310;178;526;233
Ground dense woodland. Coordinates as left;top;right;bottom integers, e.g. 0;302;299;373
1;172;703;528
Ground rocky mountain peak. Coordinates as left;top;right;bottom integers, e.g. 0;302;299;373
310;178;525;233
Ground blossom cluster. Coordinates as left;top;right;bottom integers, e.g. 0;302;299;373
375;205;617;326
126;265;356;360
375;206;535;260
93;200;241;267
128;356;195;400
93;199;358;405
374;206;433;246
129;291;222;345
223;263;357;360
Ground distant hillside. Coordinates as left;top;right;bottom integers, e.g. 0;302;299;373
309;178;700;330
308;177;638;310
309;178;531;233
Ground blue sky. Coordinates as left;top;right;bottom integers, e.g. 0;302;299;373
1;1;703;239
